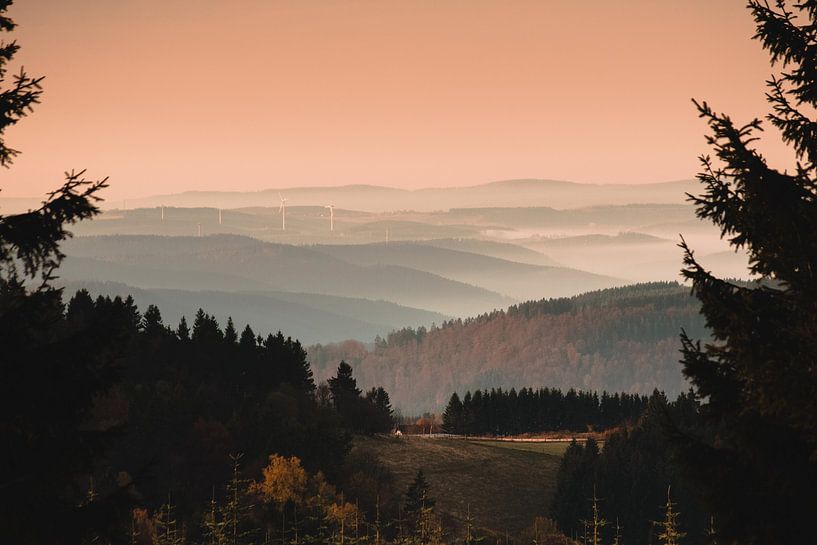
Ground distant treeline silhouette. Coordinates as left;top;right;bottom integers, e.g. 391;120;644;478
442;387;649;435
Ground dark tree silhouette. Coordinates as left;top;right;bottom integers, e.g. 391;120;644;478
327;361;393;434
142;304;165;336
364;386;395;434
0;2;124;542
675;2;817;543
239;323;256;349
442;392;463;433
176;315;190;340
329;360;362;418
224;316;238;344
551;393;705;545
404;469;435;520
441;387;647;436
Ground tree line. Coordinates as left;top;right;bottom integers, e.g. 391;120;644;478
3;283;396;543
441;388;648;436
549;391;704;545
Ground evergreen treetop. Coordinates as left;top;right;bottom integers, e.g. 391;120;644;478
676;2;817;543
0;2;121;541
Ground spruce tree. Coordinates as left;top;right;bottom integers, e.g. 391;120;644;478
193;308;223;344
66;288;95;322
329;361;362;425
177;315;191;341
364;386;395;434
202;489;228;545
239;324;256;350
581;487;607;545
154;494;186;545
224;317;238;344
0;2;125;542
654;487;684;545
404;470;435;522
674;2;817;543
441;393;463;434
222;454;256;545
143;304;165;336
0;0;41;168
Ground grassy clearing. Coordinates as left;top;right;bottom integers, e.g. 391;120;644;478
466;440;573;456
353;435;565;536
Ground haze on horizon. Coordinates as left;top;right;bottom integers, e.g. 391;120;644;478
1;0;795;200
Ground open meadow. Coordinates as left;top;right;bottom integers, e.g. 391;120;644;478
353;436;566;537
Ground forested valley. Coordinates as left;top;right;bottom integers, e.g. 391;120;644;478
3;0;817;544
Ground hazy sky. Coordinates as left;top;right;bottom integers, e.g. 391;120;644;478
1;1;796;199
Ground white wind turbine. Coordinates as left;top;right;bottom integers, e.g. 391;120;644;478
325;204;335;232
279;194;288;231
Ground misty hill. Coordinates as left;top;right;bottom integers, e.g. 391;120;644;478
345;220;480;240
523;232;670;248
311;242;620;300
307;282;708;413
72;205;484;244
72;206;350;239
59;235;513;317
72;206;273;238
120;179;697;213
60;281;446;345
442;203;699;232
420;238;558;266
70;203;707;250
516;230;747;283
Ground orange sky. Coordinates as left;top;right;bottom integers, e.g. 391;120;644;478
0;0;796;200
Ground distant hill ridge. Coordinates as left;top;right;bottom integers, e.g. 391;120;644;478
131;178;696;198
59;234;516;317
309;241;620;300
98;178;698;213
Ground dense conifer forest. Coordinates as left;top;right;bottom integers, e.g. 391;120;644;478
4;285;397;542
442;388;649;436
549;391;704;545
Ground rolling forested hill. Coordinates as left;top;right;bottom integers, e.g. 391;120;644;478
420;238;558;266
311;242;620;300
59;235;513;316
308;282;709;413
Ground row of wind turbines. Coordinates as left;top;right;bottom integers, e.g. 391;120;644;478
156;196;337;235
278;193;335;232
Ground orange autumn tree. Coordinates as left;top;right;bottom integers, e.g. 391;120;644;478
253;454;309;506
